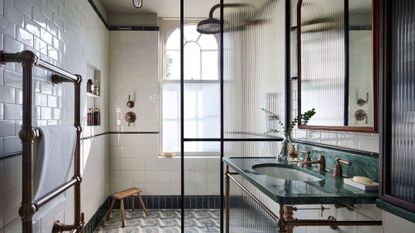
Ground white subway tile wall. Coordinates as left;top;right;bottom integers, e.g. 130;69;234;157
0;0;109;232
108;30;221;196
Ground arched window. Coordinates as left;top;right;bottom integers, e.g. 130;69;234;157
162;24;220;154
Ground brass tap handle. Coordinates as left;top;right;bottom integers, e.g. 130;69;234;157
319;155;326;171
333;158;352;177
336;158;352;166
305;152;312;162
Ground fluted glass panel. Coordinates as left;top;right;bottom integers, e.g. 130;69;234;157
224;0;286;140
223;0;286;232
300;0;345;126
390;0;415;204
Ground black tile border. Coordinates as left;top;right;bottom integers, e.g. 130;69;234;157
0;151;21;160
349;25;372;31
111;195;222;210
84;195;221;232
108;26;160;31
84;197;111;233
108;131;160;135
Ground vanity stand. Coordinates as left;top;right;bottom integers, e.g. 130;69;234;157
224;158;383;233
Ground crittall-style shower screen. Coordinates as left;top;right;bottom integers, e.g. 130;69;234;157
178;0;287;232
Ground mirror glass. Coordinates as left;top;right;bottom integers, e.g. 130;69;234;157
298;0;375;131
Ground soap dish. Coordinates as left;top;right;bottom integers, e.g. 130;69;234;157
344;178;379;191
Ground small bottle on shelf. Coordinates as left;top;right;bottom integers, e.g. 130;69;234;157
87;79;93;93
93;108;100;126
87;108;93;126
94;78;100;96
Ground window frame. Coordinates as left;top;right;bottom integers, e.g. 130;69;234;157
160;21;220;155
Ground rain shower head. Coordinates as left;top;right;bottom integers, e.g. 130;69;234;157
197;17;222;34
196;3;247;34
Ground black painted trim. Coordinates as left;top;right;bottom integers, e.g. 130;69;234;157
180;0;185;231
87;0;109;29
219;1;225;232
285;0;291;139
291;139;379;158
344;0;350;126
109;26;160;31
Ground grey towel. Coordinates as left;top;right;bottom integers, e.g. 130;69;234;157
33;125;76;200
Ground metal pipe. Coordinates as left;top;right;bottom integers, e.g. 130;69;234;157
73;77;83;227
287;219;382;227
18;50;37;233
0;51;78;82
227;172;279;222
36;59;78;82
225;166;230;233
34;178;80;209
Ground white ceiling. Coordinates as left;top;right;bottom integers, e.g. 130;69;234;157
98;0;221;18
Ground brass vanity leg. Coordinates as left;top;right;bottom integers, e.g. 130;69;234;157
225;166;230;233
284;206;295;233
278;204;288;233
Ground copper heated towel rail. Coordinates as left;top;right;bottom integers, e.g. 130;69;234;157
0;50;84;233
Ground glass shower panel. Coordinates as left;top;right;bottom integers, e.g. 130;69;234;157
183;141;221;232
222;0;286;232
223;0;286;139
390;0;415;205
182;0;221;232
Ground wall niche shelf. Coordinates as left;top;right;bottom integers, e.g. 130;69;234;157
86;66;101;127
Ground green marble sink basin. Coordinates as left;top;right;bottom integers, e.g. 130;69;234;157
252;164;324;182
223;157;379;205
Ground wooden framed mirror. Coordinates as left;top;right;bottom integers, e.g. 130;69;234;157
296;0;378;132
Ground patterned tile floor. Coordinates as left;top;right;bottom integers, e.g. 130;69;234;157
94;209;220;233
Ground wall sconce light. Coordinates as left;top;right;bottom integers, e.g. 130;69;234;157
132;0;143;8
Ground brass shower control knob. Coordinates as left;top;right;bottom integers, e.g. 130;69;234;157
125;112;136;126
127;95;135;108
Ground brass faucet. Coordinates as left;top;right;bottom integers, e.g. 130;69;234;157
298;152;326;172
332;158;352;177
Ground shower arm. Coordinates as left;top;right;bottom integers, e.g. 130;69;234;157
208;3;248;18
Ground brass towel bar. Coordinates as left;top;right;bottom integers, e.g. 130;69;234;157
0;50;84;233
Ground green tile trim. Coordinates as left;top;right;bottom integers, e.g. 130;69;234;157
83;197;111;233
377;199;415;223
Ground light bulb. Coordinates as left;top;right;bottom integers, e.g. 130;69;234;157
132;0;143;8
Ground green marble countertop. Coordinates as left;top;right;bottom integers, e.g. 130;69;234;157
224;157;379;205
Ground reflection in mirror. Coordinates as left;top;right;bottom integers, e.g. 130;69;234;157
297;0;375;131
348;0;373;127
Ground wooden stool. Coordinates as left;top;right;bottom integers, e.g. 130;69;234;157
106;187;148;227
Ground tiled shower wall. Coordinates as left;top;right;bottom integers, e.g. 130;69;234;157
0;0;109;232
108;30;221;196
